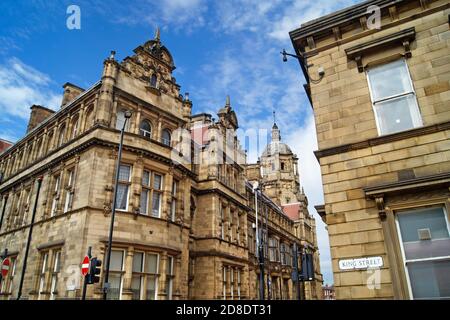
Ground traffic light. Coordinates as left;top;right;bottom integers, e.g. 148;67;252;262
87;257;102;284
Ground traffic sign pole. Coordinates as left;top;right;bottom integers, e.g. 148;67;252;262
82;246;92;300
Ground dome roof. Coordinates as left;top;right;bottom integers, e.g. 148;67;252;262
262;141;293;157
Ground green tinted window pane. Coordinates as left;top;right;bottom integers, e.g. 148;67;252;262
132;252;143;272
146;254;158;273
107;274;122;300
408;259;450;300
110;251;123;271
398;207;449;242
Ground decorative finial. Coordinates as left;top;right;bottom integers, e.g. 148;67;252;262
155;27;161;42
110;50;116;60
273;111;276;124
226;95;230;107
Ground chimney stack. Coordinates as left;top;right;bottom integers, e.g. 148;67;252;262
27;105;55;133
61;82;85;107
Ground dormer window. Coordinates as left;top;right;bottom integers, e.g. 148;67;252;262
140;120;152;139
150;74;157;88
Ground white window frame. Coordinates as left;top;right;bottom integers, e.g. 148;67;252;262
145;253;159;300
50;174;61;217
63;169;74;213
117;165;132;212
395;205;450;300
50;250;61;300
166;256;174;300
131;251;145;300
366;59;422;136
38;252;49;300
108;249;125;300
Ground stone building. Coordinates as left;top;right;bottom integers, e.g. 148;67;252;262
0;30;322;300
290;0;450;299
245;123;323;299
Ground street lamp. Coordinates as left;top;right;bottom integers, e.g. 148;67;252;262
280;49;325;84
103;110;132;300
253;182;265;300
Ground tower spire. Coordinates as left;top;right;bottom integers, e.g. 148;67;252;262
155;26;161;42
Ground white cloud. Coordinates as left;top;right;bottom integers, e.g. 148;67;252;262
0;58;61;120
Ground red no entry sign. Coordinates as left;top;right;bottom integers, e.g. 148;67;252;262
81;256;90;276
1;258;10;277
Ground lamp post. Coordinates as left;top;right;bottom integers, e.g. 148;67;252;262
103;110;132;300
253;182;265;300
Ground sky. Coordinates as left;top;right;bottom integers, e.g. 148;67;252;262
0;0;361;285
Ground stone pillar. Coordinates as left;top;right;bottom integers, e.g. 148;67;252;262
135;105;142;135
78;103;86;133
174;255;182;300
156;116;162;142
121;246;134;300
132;156;144;215
158;252;168;300
162;170;173;220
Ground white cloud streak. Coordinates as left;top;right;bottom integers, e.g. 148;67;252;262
0;58;61;122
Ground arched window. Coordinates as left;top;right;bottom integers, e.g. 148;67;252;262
150;74;157;88
84;106;94;131
58;126;66;147
139;120;152;138
71;116;79;139
162;129;171;146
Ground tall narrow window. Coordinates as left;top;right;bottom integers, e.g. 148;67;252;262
367;59;422;135
396;206;450;299
140;171;163;217
71;117;79;139
63;169;75;213
146;253;159;300
107;250;125;300
51;174;61;217
50;250;61;300
152;174;163;217
166;256;174;299
140;120;152;138
162;129;171;146
150;74;158;88
222;266;227;300
170;180;178;222
228;209;233;242
38;252;49;300
116;165;131;211
131;252;144;300
57;126;66;147
140;170;150;215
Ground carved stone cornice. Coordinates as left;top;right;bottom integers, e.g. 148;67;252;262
345;27;415;72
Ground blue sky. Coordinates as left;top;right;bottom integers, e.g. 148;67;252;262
0;0;361;285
